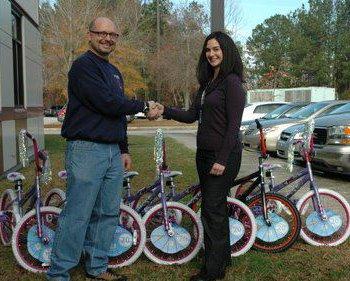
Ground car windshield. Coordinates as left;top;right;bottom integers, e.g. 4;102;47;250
262;104;291;119
288;102;327;119
281;105;306;117
328;102;350;114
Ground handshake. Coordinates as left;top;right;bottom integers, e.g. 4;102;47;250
146;101;164;120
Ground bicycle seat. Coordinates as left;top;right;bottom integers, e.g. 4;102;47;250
7;172;25;182
123;171;139;180
163;171;183;180
58;170;67;180
262;163;282;171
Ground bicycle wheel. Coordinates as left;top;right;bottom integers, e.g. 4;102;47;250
108;204;146;268
297;188;350;246
0;189;20;246
247;193;301;252
43;188;66;208
227;197;256;257
143;201;203;265
12;206;61;273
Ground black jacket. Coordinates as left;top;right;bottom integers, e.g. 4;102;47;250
164;73;245;165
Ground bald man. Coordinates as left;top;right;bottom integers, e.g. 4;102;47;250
47;18;158;281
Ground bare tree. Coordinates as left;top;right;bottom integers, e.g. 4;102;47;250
40;0;102;104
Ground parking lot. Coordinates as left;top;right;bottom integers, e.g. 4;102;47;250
158;131;350;200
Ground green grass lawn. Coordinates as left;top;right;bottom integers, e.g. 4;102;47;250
1;135;350;281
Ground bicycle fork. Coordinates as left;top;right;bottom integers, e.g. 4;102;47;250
160;172;174;237
34;176;51;244
307;161;327;220
259;157;271;226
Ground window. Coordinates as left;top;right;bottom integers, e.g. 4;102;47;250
253;104;284;114
285;90;311;102
317;103;348;117
289;103;327;119
12;5;24;107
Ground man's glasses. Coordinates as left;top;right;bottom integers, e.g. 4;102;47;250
89;30;119;41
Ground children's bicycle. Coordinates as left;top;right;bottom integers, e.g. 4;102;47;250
263;120;350;246
0;129;61;273
45;130;256;259
124;130;256;258
233;120;302;252
44;171;146;268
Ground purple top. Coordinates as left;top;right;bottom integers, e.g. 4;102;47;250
163;73;245;165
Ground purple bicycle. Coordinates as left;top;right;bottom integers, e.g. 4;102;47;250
0;129;61;273
267;121;350;246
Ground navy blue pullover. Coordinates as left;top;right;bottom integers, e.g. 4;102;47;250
61;50;144;153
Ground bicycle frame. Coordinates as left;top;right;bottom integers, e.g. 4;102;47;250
18;130;48;242
268;139;327;218
124;179;161;215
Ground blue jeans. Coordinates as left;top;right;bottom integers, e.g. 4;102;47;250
47;140;124;281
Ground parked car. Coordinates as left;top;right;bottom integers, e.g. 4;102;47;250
240;102;308;134
312;112;350;175
126;115;135;123
44;105;64;117
243;100;349;152
134;112;146;119
277;111;350;175
276;101;350;159
241;102;288;122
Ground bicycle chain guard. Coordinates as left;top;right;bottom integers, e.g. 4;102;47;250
108;225;133;257
27;225;55;264
306;209;342;237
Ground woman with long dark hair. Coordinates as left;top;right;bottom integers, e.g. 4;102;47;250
157;31;246;281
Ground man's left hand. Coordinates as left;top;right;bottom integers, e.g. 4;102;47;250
121;153;132;170
209;163;225;176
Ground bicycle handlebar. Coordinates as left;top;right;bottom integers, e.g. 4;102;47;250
21;129;43;173
292;135;314;162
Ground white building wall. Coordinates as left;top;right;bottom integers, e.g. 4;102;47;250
15;0;39;25
23;17;43;107
0;0;14;108
27;117;44;149
311;87;335;102
247;87;336;103
0;0;43;173
1;121;17;171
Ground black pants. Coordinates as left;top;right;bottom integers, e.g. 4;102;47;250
196;149;242;278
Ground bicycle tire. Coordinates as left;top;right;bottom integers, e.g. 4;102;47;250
143;201;203;264
247;192;301;252
107;204;146;267
227;197;257;257
297;188;350;246
0;189;20;246
12;206;61;273
43;188;66;208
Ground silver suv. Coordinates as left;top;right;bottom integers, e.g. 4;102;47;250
276;102;350;175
